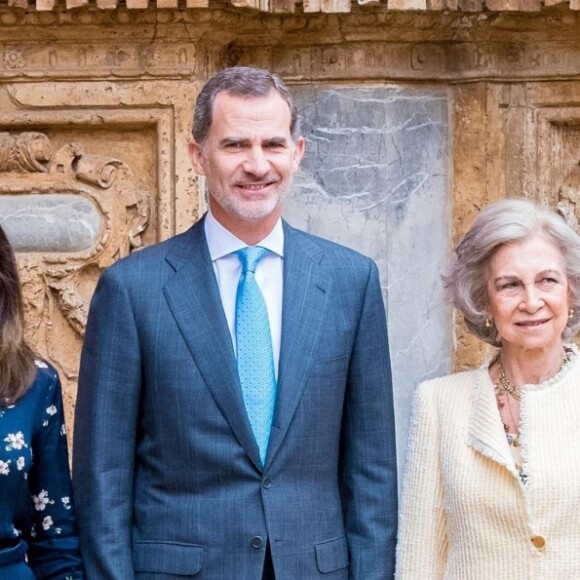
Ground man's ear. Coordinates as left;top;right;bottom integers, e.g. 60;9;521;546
292;136;305;171
188;138;206;176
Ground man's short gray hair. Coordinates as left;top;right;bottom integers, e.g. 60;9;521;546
192;66;300;144
443;198;580;346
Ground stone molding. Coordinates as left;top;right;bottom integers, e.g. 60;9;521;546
0;9;579;82
0;0;579;15
2;37;580;83
234;40;580;81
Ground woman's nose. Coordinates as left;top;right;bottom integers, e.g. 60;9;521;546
520;284;544;311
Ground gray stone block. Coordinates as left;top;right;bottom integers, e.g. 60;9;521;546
1;194;100;253
285;86;452;474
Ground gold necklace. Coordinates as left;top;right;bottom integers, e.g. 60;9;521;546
496;356;520;401
494;347;572;446
496;347;572;402
493;358;522;450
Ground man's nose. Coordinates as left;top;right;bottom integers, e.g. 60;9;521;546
242;147;270;176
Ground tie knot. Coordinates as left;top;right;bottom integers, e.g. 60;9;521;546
237;246;269;274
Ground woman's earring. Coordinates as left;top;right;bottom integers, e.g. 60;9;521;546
485;318;493;328
569;308;575;321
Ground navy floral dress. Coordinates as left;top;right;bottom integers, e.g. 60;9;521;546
0;360;84;579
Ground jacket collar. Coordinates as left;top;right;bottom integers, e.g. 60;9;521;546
467;366;521;481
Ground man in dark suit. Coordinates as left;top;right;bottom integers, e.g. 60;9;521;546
73;66;397;579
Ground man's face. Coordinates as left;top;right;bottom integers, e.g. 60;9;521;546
188;90;305;236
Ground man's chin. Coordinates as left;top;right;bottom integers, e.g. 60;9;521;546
232;200;281;221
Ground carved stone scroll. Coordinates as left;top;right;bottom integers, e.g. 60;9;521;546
0;131;150;349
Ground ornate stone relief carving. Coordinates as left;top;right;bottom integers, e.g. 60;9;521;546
0;131;150;381
557;161;580;229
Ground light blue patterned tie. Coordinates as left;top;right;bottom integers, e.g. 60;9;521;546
235;246;277;465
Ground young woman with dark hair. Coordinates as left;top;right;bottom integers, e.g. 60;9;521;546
0;225;84;579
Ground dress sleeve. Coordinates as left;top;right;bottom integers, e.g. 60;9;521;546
395;380;448;580
27;365;85;579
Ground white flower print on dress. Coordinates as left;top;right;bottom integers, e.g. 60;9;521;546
35;360;48;369
60;423;67;436
16;456;25;471
61;496;71;510
33;490;54;511
4;431;27;451
0;460;11;475
46;405;57;416
42;515;53;530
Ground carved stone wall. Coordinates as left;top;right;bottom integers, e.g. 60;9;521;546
0;130;150;410
1;4;580;467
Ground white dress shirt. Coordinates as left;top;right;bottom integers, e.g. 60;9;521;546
204;210;284;380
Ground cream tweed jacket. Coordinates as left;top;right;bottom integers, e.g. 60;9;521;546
395;351;580;580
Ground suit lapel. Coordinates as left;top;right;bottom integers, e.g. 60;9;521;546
467;368;520;480
163;220;262;470
265;222;331;468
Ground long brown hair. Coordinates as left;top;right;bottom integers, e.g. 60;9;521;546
0;225;35;405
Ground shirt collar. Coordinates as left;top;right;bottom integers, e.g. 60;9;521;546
204;209;284;261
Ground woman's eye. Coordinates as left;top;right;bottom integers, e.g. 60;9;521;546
500;282;519;290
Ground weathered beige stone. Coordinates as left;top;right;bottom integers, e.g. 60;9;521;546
8;0;29;8
303;0;322;11
232;0;266;9
485;0;538;9
387;0;426;9
0;0;577;13
35;0;57;10
321;0;351;12
65;0;89;7
271;0;296;11
457;0;483;10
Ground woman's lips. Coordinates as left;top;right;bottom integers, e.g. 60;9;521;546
515;319;550;327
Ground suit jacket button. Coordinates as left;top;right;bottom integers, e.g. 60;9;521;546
531;535;546;550
251;536;264;549
263;477;272;489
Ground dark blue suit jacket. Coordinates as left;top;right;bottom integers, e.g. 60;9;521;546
73;217;397;579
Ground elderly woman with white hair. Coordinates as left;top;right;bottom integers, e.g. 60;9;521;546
395;198;580;580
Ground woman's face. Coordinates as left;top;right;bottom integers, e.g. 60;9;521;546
486;235;570;353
